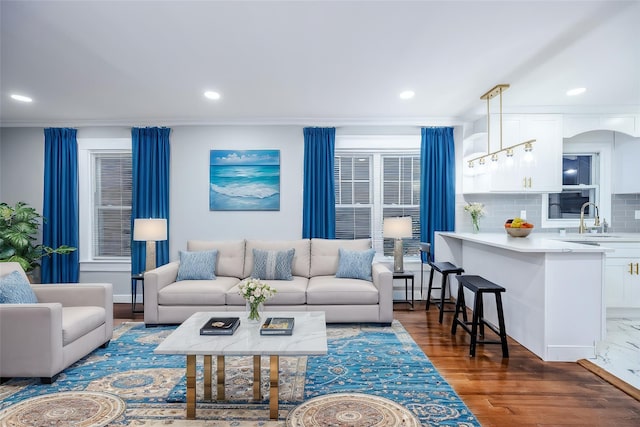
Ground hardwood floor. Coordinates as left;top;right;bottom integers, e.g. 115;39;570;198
114;303;640;426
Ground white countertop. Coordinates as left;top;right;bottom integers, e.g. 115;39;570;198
437;232;618;253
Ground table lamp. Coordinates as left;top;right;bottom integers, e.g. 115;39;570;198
383;216;412;273
133;218;167;272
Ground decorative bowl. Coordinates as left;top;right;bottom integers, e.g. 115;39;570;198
505;227;533;237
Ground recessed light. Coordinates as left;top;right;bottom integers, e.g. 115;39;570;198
399;90;415;100
10;94;33;103
566;87;586;96
204;91;221;100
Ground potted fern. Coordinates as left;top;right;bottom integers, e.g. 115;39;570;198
0;201;76;280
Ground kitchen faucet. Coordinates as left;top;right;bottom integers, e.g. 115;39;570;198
579;202;600;234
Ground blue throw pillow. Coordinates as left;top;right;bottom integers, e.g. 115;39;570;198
0;270;38;304
336;248;376;281
176;250;218;281
252;248;295;280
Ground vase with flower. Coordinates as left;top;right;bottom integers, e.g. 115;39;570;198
464;202;486;233
238;278;277;322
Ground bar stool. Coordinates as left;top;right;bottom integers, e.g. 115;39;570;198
451;275;509;358
420;242;464;324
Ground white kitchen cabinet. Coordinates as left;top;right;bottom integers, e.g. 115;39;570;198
604;243;640;310
462;114;563;194
613;133;640;194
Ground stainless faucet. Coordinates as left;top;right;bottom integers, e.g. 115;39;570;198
579;202;600;234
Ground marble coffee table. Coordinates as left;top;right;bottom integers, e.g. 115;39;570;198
154;311;327;420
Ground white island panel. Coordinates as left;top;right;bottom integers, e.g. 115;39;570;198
434;232;606;362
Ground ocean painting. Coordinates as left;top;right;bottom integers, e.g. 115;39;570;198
209;150;280;211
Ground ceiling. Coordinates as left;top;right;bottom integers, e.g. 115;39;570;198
1;0;639;127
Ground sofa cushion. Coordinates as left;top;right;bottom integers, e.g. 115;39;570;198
307;276;379;305
226;277;308;305
187;240;245;278
176;250;218;281
244;240;310;278
61;306;105;346
158;277;239;305
335;248;375;281
310;238;372;277
0;271;38;304
252;248;295;280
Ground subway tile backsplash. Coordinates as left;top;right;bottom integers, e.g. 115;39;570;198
611;194;640;233
457;193;640;233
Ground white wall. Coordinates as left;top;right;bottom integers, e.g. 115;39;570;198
0;127;47;213
0;125;306;300
169;125;304;255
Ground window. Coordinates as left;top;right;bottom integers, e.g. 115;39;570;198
335;155;372;240
335;151;420;256
547;154;598;220
78;139;132;264
93;153;132;257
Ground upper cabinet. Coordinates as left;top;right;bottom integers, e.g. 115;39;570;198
613;133;640;194
462;114;563;194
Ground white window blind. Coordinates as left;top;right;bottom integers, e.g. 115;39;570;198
335;152;420;256
92;152;132;258
381;156;420;256
335;155;372;240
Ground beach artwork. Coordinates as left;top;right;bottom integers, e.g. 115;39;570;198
209;150;280;211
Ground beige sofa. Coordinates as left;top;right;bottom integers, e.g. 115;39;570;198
144;238;393;325
0;262;113;383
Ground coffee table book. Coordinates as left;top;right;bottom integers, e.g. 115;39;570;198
261;317;295;335
200;317;240;335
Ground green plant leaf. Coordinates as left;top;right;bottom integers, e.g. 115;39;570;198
0;201;76;272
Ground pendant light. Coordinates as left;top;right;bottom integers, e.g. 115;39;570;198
467;84;535;169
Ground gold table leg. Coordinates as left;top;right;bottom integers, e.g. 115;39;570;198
253;355;261;400
217;355;225;400
186;355;196;419
269;355;279;420
204;355;212;400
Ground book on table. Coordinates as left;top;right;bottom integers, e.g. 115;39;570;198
260;317;295;335
200;317;240;335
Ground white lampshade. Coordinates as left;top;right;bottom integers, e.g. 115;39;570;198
133;218;167;242
383;216;412;239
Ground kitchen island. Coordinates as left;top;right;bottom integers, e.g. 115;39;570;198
434;232;609;362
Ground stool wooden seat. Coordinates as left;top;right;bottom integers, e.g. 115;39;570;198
420;242;464;324
451;275;509;358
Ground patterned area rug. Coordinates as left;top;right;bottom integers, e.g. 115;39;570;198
286;393;421;426
0;321;479;426
0;391;125;427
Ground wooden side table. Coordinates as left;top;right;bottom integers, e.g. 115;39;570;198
392;271;415;310
131;273;145;313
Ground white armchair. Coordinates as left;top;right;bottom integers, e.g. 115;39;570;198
0;262;113;383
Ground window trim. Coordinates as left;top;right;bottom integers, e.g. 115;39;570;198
78;138;132;268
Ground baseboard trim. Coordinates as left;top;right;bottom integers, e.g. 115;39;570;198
577;358;640;402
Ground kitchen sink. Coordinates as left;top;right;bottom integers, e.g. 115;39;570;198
563;240;601;246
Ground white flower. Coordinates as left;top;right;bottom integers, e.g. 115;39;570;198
464;203;486;218
239;278;276;306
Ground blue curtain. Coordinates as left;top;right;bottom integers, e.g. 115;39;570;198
131;127;171;274
302;127;336;239
420;127;455;261
42;128;79;283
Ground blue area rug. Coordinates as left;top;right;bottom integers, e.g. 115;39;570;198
0;321;479;426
